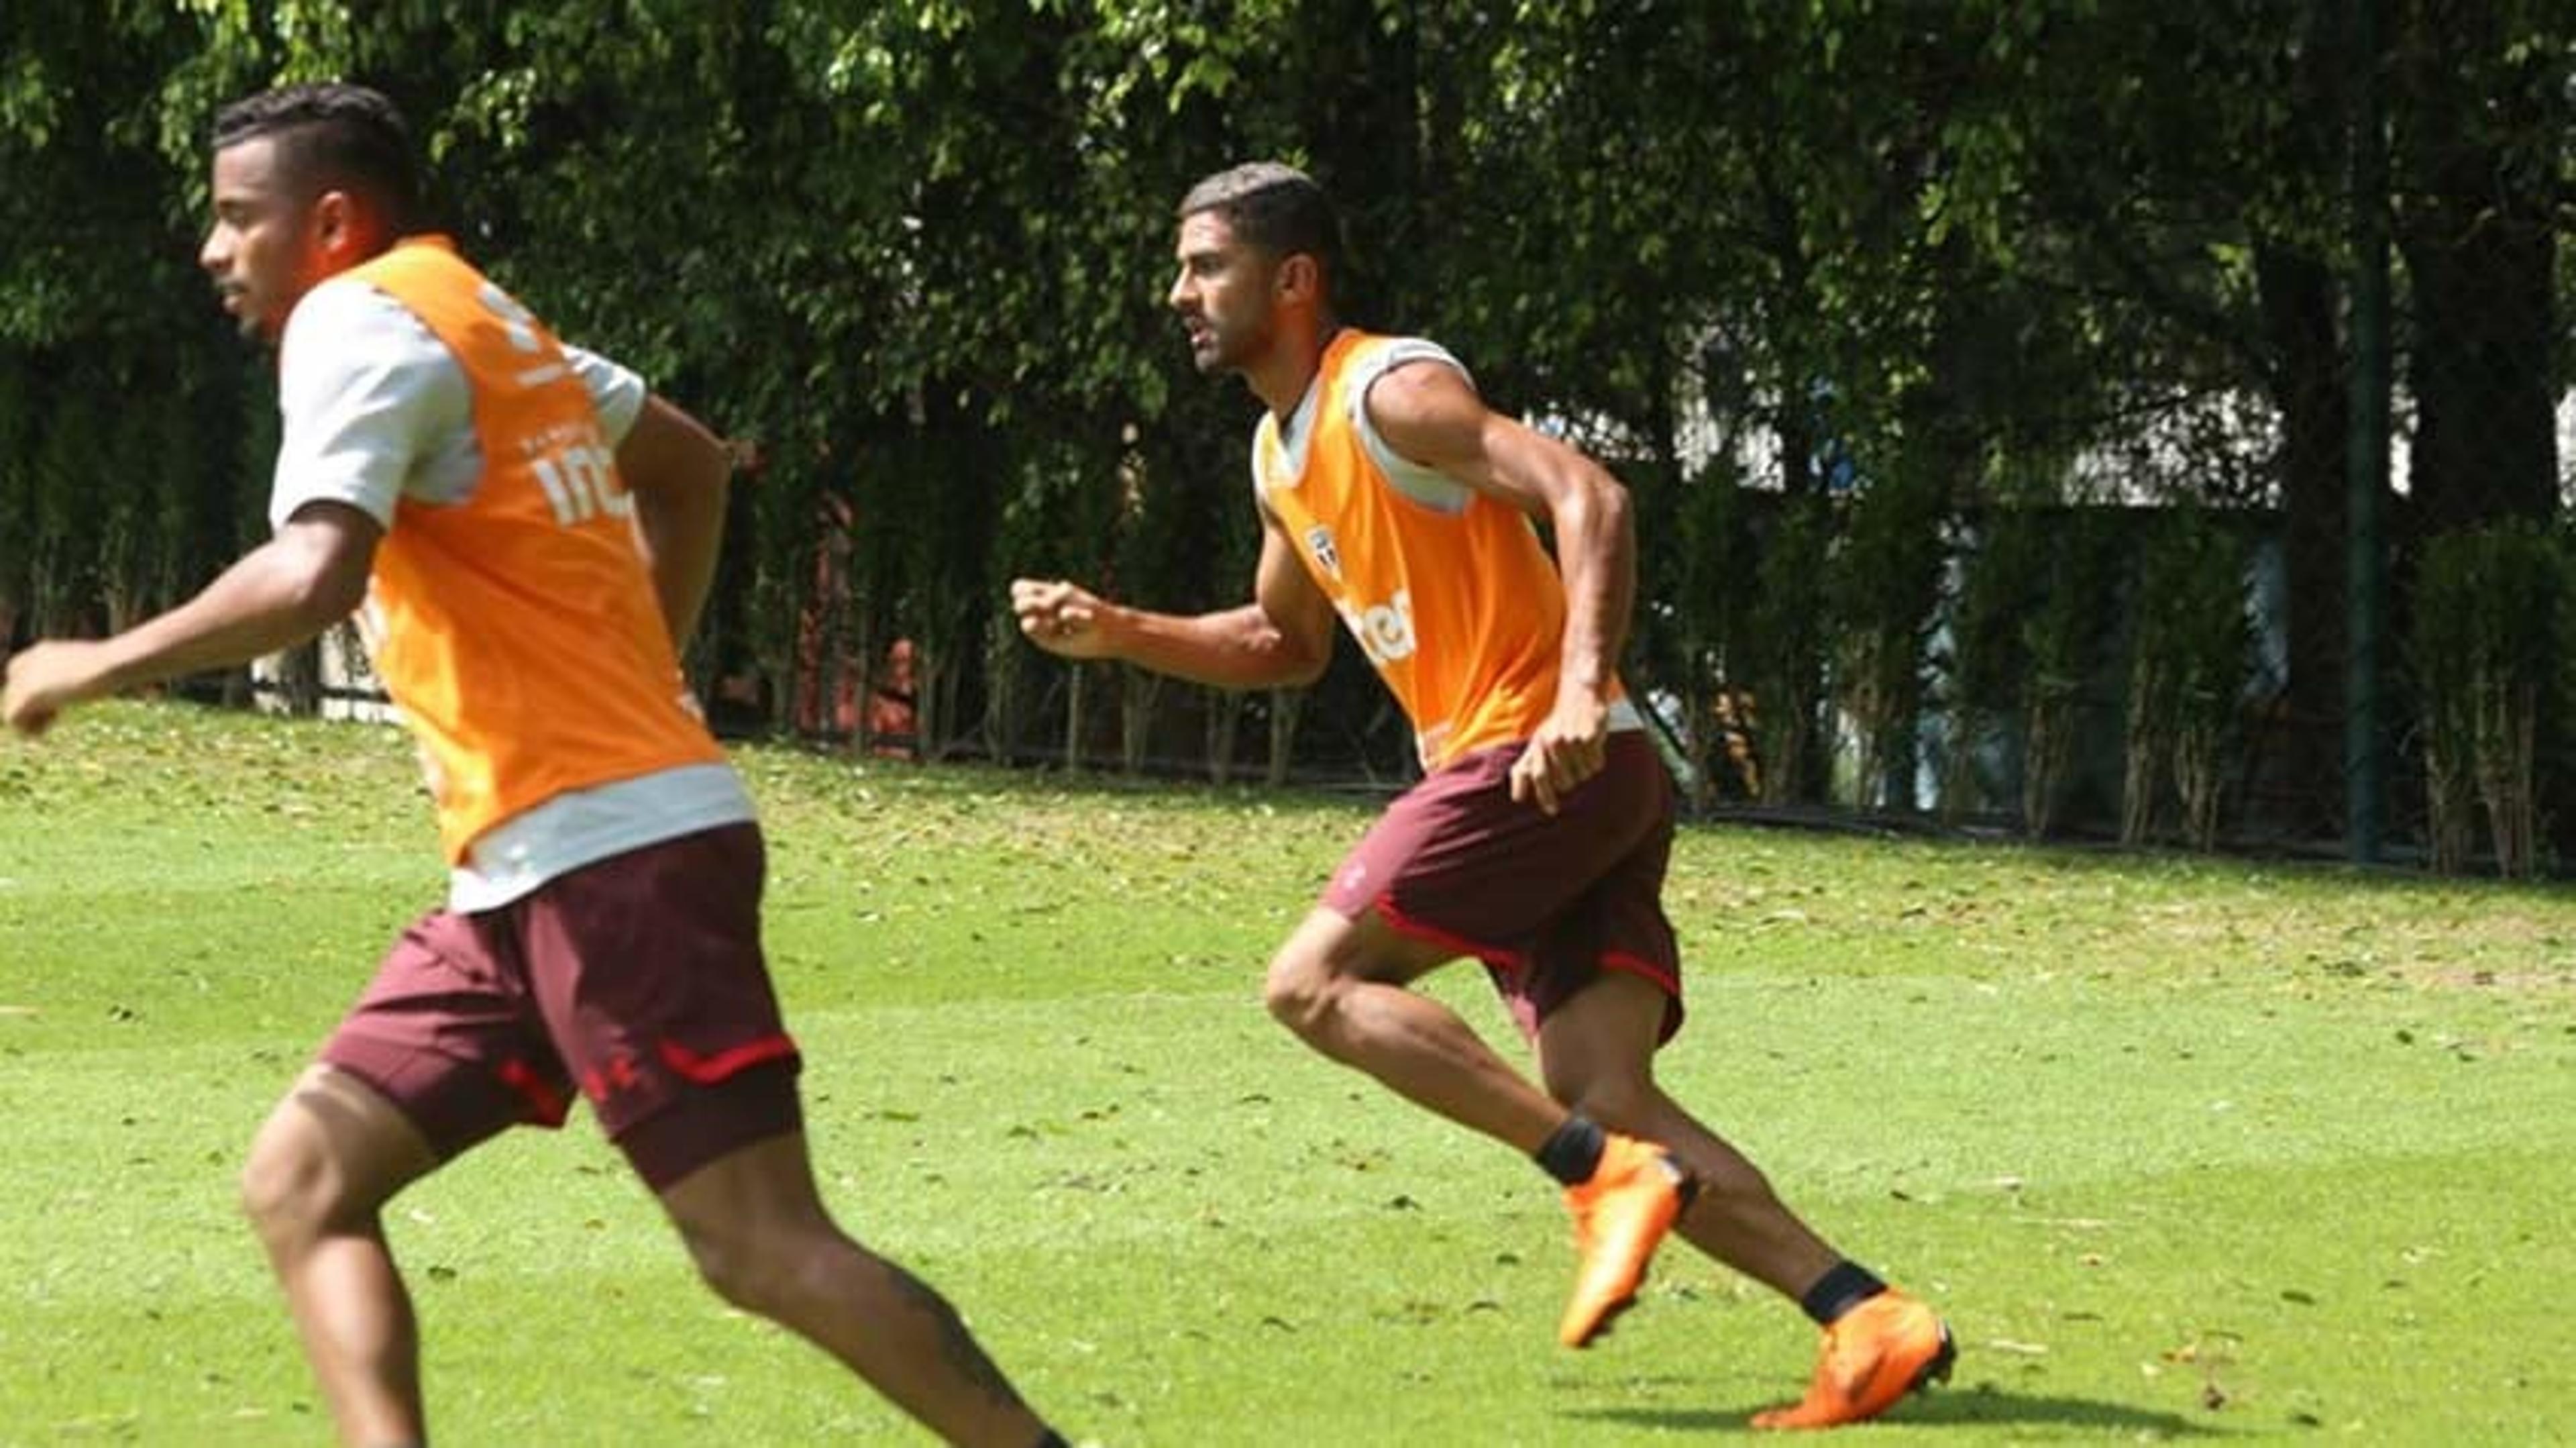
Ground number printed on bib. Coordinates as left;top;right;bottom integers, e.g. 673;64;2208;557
531;440;628;525
474;281;631;529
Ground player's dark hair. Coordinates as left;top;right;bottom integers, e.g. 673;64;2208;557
213;83;424;234
1178;162;1342;296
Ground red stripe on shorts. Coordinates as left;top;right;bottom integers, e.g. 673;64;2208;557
657;1033;799;1085
496;1057;570;1127
1602;949;1681;996
1377;895;1527;974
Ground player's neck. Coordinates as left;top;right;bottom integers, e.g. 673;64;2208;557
1246;317;1342;421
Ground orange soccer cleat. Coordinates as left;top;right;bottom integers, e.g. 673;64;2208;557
1558;1133;1693;1348
1751;1288;1955;1430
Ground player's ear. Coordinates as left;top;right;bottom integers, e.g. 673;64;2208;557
310;189;387;265
1276;252;1318;304
309;189;356;256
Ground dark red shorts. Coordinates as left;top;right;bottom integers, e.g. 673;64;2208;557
1322;731;1683;1044
319;823;802;1190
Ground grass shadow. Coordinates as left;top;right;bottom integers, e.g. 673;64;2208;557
1564;1380;2229;1437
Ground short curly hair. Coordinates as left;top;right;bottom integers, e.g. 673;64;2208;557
1178;162;1342;295
213;83;424;234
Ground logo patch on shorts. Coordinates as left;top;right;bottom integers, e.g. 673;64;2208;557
581;1050;645;1102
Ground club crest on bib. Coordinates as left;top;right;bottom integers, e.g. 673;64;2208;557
1304;524;1342;582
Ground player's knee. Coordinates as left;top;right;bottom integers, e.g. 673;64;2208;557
1262;951;1340;1039
684;1223;824;1318
238;1122;341;1245
681;1223;776;1311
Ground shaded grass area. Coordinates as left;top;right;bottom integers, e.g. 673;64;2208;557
2;703;2571;1443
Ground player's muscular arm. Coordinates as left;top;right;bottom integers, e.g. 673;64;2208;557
1010;510;1335;689
617;395;731;649
3;502;379;737
1366;360;1639;811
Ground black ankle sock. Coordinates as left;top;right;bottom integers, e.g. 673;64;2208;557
1533;1115;1607;1186
1799;1260;1888;1325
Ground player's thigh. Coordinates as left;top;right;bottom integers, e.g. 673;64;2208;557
1325;738;1668;972
317;909;575;1163
515;827;805;1191
1271;902;1459;994
652;1128;841;1296
655;1129;826;1236
244;1064;441;1221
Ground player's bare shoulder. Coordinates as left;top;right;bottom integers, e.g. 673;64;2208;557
1364;352;1491;469
1368;350;1481;416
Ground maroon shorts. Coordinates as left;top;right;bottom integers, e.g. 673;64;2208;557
1322;730;1683;1044
320;823;802;1190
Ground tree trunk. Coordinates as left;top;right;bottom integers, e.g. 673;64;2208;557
1205;686;1242;786
850;612;879;756
2174;709;2226;851
2421;733;2477;875
1063;661;1088;774
2121;659;2171;846
981;611;1020;767
2253;246;2351;839
2394;0;2560;537
1119;665;1163;777
2023;684;2078;838
2473;679;2538;879
916;638;956;762
1265;687;1303;788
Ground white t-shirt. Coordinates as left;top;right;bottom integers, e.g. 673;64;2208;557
273;275;754;913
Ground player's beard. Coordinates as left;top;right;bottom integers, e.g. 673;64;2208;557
1188;313;1267;376
1183;318;1226;373
216;281;288;346
216;284;257;340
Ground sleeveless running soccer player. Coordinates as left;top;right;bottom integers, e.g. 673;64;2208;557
1012;162;1951;1431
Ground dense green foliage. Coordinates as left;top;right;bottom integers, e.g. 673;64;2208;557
3;3;2572;864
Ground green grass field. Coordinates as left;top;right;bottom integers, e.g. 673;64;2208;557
3;702;2571;1445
